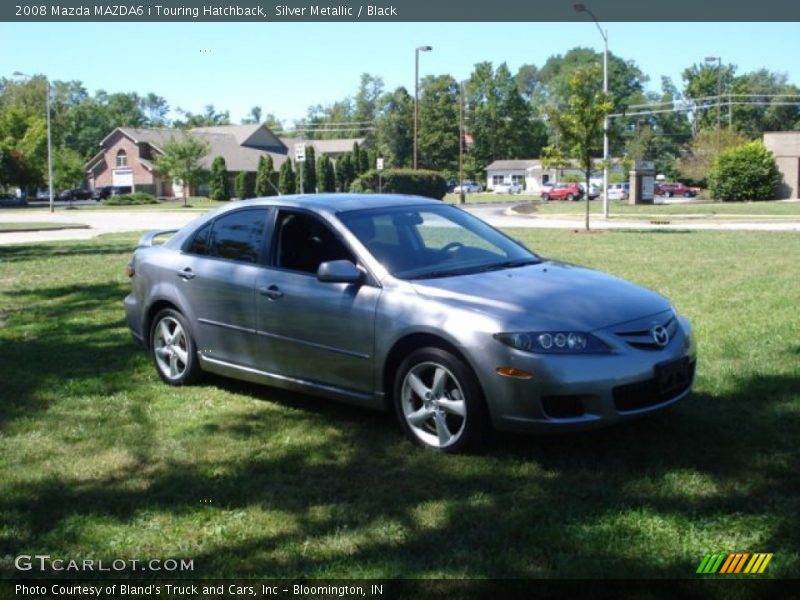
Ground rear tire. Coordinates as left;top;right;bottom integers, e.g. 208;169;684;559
567;194;575;201
150;308;202;385
394;347;489;453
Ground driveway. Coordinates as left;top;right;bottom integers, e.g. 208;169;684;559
1;202;799;246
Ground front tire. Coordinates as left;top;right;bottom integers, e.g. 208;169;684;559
394;347;489;452
150;308;202;385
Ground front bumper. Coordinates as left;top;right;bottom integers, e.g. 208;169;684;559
475;316;697;433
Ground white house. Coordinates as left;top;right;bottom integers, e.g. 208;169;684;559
485;159;625;193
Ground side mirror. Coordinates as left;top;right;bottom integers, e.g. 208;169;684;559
317;260;363;284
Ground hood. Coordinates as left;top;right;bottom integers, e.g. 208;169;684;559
410;261;671;331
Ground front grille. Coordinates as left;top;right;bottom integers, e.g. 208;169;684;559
613;360;695;412
614;315;679;351
541;395;588;419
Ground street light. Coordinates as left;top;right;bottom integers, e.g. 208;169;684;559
573;3;609;218
413;45;432;170
705;56;722;130
14;71;54;214
459;80;467;205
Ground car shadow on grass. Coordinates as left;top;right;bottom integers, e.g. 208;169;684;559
1;366;797;580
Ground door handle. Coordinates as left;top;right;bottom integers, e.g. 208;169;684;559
259;285;284;300
177;267;195;280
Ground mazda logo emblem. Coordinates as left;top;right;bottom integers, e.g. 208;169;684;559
651;325;670;347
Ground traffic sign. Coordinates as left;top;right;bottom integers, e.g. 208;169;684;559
295;143;306;162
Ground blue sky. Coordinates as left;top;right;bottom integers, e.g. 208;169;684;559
2;22;798;126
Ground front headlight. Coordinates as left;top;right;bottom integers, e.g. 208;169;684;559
494;331;611;354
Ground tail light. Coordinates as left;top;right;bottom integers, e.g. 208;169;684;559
126;263;135;278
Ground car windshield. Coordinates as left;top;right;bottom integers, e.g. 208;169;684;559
339;204;540;280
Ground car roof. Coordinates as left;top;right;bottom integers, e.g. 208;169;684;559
215;193;443;215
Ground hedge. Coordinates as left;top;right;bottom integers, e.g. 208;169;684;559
350;169;448;200
102;192;159;206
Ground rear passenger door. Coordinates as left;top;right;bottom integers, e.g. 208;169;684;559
178;208;272;368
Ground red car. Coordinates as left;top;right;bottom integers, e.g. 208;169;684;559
542;182;584;201
656;183;698;198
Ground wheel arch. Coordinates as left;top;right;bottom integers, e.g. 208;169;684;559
381;332;485;411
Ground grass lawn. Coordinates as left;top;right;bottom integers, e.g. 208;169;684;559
527;199;800;219
0;222;89;233
0;230;798;579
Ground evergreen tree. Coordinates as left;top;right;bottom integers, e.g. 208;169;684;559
255;154;276;196
318;154;336;192
278;159;296;194
352;142;362;175
335;154;356;192
208;156;230;201
359;145;370;174
234;171;253;200
301;145;317;193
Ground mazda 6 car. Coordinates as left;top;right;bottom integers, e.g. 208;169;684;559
124;194;696;452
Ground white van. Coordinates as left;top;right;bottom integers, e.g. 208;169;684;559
607;183;630;201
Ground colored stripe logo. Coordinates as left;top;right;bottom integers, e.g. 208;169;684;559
696;553;773;574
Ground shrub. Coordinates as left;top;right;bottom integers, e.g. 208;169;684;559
350;169;448;200
208;156;230;201
255;155;276;197
707;141;782;202
234;171;253;200
278;160;296;195
102;192;159;206
317;155;336;193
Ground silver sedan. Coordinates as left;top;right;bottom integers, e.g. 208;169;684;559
124;194;696;452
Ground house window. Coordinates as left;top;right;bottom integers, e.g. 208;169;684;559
511;175;524;185
116;149;128;168
492;175;505;185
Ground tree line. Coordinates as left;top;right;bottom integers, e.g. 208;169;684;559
2;46;799;192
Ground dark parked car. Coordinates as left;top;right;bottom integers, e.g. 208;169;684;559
92;185;132;201
656;183;698;198
124;194;696;452
542;182;583;201
58;188;92;201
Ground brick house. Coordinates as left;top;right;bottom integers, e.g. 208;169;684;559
85;124;364;197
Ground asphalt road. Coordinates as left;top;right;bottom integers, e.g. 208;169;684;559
0;202;799;246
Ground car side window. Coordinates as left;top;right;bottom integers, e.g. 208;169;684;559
207;209;268;264
186;222;211;255
274;211;355;274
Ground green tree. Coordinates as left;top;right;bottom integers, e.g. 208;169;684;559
352;141;363;175
278;159;296;195
374;86;414;168
466;62;548;169
52;147;85;191
173;104;230;128
255;154;276;196
301;145;317;193
707;141;781;201
417;75;460;172
153;134;210;206
682;61;737;132
335;153;356;192
241;106;262;124
542;65;613;231
676;128;749;185
317;154;336;192
208;156;230;201
234;170;253;200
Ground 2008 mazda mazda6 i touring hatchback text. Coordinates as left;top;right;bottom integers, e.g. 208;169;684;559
124;194;696;452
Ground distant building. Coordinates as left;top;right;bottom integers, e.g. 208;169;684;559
763;132;800;199
85;124;364;197
485;159;624;193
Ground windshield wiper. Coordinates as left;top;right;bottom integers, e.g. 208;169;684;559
471;258;540;273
